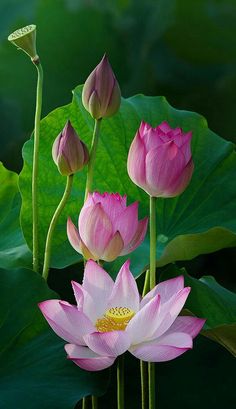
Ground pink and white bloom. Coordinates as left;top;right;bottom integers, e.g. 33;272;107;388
39;260;205;371
67;192;148;262
127;121;194;197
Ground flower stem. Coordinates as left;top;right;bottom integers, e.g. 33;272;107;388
32;62;43;272
42;174;74;281
92;396;98;409
149;196;157;289
84;118;102;200
117;355;125;409
148;196;157;409
83;120;102;407
140;269;150;409
140;360;148;409
82;397;89;409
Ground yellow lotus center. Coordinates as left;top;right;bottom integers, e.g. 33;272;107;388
95;307;135;333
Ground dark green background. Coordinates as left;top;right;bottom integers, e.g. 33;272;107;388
0;0;235;408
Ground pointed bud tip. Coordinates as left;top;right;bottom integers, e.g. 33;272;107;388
82;54;121;119
52;121;89;176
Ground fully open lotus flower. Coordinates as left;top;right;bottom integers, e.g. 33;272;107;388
127;121;194;197
82;54;121;119
39;260;205;371
67;192;148;262
52;121;89;176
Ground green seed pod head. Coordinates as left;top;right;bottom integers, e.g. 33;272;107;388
8;24;39;63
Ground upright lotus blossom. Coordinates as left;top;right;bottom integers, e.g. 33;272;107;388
39;260;205;371
82;54;121;119
127;121;194;197
52;121;89;176
67;192;148;262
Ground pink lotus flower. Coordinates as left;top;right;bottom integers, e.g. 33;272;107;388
82;54;121;119
127;121;194;197
67;192;148;262
39;260;205;371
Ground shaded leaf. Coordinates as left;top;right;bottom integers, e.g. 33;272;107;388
161;265;236;356
0;162;31;269
0;267;109;409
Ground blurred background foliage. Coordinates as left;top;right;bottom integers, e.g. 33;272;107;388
0;0;236;408
1;0;236;172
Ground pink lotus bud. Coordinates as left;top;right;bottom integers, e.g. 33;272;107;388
67;192;148;262
82;55;121;119
52;121;89;176
127;121;194;197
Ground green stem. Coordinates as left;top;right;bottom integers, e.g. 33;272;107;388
140;269;150;409
82;120;102;408
140;360;148;409
92;396;98;409
117;355;125;409
42;174;74;280
84;118;102;199
142;269;150;297
32;62;43;272
82;397;89;409
149;196;157;289
148;196;157;409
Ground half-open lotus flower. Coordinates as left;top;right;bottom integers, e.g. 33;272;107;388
67;192;148;262
127;121;194;197
39;260;205;371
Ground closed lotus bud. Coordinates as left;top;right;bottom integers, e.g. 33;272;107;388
52;121;89;176
127;121;194;198
82;54;121;119
8;24;39;63
67;192;148;262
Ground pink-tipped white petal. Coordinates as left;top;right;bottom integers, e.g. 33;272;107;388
165;316;206;338
101;231;124;261
114;202;138;246
38;300;95;344
130;332;192;362
126;294;160;344
141;276;184;308
152;287;191;339
67;217;95;260
65;344;115;371
108;260;140;312
71;281;84;309
83;260;114;318
84;330;130;357
156;331;193;348
67;217;82;253
79;203;113;258
72;280;101;323
121;217;148;255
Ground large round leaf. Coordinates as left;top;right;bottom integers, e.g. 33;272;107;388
0;163;31;269
0;267;109;408
19;86;236;276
